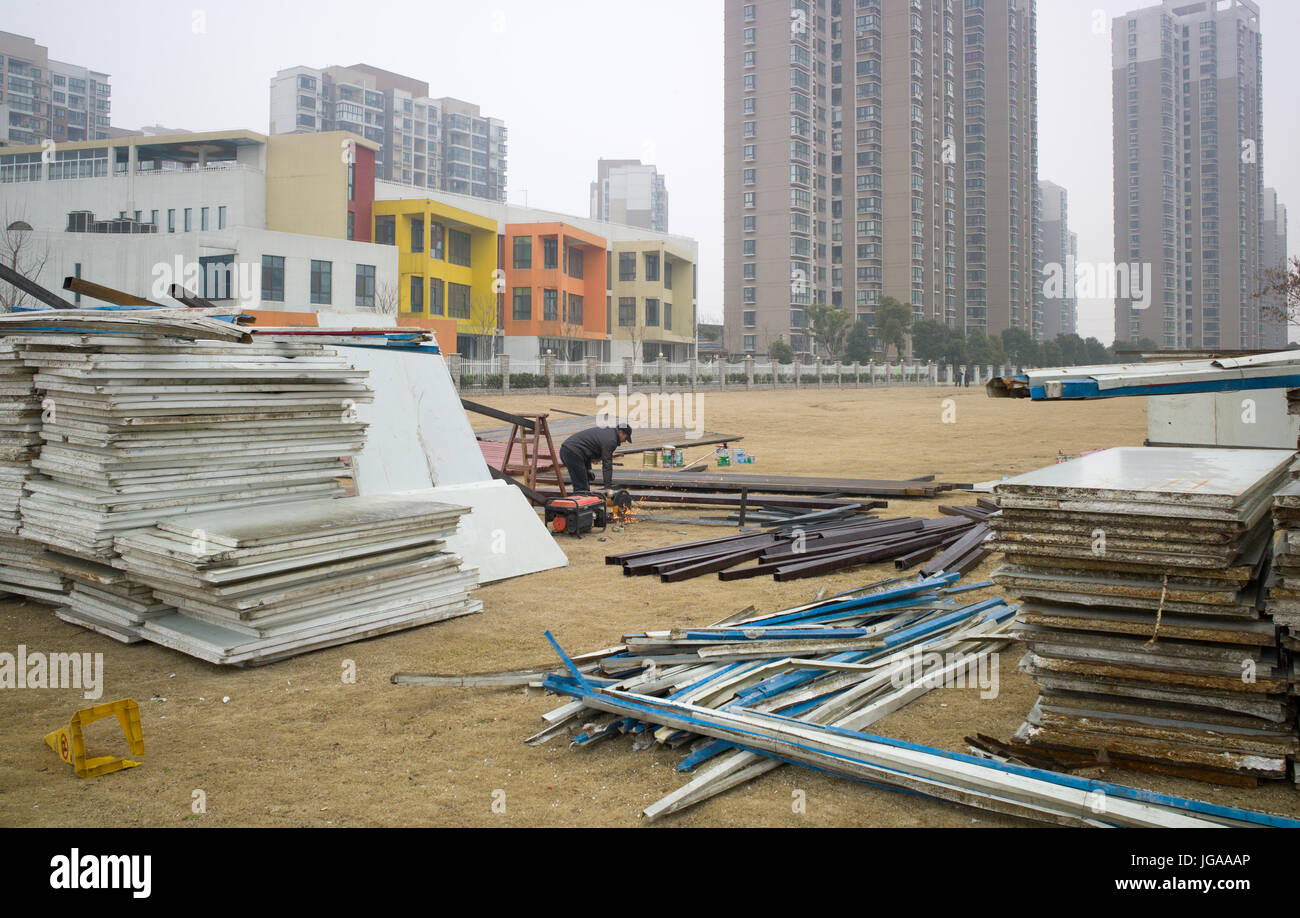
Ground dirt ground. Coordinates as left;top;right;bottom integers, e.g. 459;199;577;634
3;384;1298;827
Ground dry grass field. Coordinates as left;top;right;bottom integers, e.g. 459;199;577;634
3;384;1298;827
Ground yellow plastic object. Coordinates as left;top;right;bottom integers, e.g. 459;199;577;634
44;699;144;778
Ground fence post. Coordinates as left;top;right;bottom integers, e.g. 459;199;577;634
586;355;597;395
852;361;860;388
794;356;802;389
448;353;461;390
744;354;755;389
623;355;634;390
657;354;667;392
545;354;556;394
689;356;698;391
501;354;511;392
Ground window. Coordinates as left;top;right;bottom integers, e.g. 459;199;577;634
429;279;444;315
375;214;396;245
645;298;660;326
200;206;209;231
448;229;471;267
513;235;532;269
664;262;673;288
410;276;424;313
310;260;332;305
167;209;175;233
261;255;284;302
543;288;559;321
150;209;158;227
744;335;756;351
568;294;583;324
663;303;672;330
199;255;233;300
645;252;660;282
183;208;192;232
347;211;354;240
744;192;756;208
217;205;226;229
619;252;637;281
618;297;636;326
543;237;558;269
743;309;757;328
512;287;531;320
448;282;471;319
410;217;424;253
355;264;375;308
567;247;584;279
744;239;756;256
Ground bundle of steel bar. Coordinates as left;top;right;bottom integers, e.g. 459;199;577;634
462;575;1297;826
12;332;372;561
573;467;969;499
536;488;874;514
606;505;994;582
992;447;1298;784
112;495;480;665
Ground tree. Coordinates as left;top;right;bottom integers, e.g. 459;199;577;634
1083;336;1112;366
463;289;499;359
1262;256;1300;327
373;281;399;316
965;329;1006;367
1000;326;1039;367
768;337;794;364
0;206;51;312
874;296;913;359
843;320;875;364
805;302;851;360
1040;338;1063;368
1055;333;1087;367
910;319;952;363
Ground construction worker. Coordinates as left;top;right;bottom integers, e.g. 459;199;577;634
560;423;632;494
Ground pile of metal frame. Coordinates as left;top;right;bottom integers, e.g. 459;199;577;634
1266;479;1300;785
606;504;995;583
987;351;1300;400
0;340;67;603
113;495;480;665
585;468;970;500
992;447;1298;784
415;574;1298;826
14;332;371;560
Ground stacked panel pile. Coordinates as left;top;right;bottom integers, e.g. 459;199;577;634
1265;479;1300;785
114;495;480;665
14;335;371;561
0;341;66;603
42;552;172;644
991;447;1297;784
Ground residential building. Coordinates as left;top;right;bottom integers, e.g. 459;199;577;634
375;180;699;362
1260;187;1289;349
1112;0;1264;349
270;64;507;200
1039;179;1077;339
0;31;112;145
723;0;1038;358
589;158;669;232
0;129;396;318
371;198;501;356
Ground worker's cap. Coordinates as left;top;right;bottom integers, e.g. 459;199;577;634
618;423;632;442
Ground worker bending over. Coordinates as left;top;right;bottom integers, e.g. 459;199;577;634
559;423;632;493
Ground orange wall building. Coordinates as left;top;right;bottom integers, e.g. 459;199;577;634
501;222;607;359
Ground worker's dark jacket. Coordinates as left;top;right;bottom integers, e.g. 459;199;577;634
561;426;622;488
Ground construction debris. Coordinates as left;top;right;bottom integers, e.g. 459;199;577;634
606;505;995;582
583;468;971;499
991;447;1298;784
398;573;1300;826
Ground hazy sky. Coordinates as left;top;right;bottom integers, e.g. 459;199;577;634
6;0;1297;343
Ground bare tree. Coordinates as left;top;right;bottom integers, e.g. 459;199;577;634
0;206;51;312
373;281;399;316
1261;256;1300;328
464;289;499;359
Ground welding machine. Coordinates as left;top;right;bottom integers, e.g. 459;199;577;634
544;494;608;536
